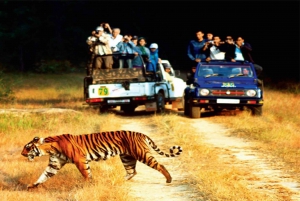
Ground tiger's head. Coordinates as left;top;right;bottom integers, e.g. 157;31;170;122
21;137;45;161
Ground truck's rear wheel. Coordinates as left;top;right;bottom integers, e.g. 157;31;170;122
121;105;136;114
99;105;109;113
190;106;201;118
156;92;165;113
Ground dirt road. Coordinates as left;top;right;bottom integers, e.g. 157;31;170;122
119;108;300;201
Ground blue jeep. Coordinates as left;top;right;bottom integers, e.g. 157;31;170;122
184;60;264;118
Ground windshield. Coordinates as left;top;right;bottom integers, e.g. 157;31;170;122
197;65;254;78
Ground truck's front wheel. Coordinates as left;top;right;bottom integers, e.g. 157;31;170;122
190;106;201;118
156;92;165;113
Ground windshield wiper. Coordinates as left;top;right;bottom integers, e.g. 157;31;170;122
204;73;220;78
228;73;245;78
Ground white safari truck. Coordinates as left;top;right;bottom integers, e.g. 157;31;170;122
83;54;186;114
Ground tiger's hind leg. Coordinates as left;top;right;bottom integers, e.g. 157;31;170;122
139;153;172;183
120;154;137;180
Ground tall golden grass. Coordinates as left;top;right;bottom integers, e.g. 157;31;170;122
0;73;297;200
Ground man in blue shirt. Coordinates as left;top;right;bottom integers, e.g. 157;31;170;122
187;30;207;68
116;35;141;68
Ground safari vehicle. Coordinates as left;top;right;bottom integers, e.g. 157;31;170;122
84;54;186;114
184;60;264;118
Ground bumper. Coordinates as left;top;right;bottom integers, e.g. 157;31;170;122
190;98;263;107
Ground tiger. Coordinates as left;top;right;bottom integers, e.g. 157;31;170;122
21;130;182;189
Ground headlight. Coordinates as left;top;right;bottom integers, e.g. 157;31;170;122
200;89;210;96
246;90;256;97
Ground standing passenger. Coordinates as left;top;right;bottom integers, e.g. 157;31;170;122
187;30;207;68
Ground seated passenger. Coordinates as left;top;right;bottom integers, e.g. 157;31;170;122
203;36;226;61
231;68;242;74
116;35;140;68
242;68;252;77
162;63;173;82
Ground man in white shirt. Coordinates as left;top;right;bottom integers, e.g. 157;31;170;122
203;36;226;61
109;28;123;52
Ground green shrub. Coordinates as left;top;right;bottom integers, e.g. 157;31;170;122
0;71;14;101
34;59;77;74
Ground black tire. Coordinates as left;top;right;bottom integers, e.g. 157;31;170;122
183;98;190;116
121;105;136;114
99;105;109;113
83;77;92;100
190;106;201;118
156;92;165;113
251;106;262;116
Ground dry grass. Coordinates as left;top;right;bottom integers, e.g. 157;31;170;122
210;88;300;172
0;73;296;200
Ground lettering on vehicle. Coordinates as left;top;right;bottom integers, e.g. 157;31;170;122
112;87;124;92
221;82;236;87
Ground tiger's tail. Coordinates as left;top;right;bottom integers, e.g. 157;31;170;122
146;136;183;157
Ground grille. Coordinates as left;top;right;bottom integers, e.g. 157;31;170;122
211;89;245;96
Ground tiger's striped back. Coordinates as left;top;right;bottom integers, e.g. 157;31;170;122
43;130;182;162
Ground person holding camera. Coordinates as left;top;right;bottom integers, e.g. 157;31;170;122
225;36;263;76
116;35;141;68
203;36;226;61
88;26;113;70
100;22;112;34
85;30;98;75
109;28;123;52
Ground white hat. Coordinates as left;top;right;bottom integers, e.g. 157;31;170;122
149;43;158;49
96;26;104;31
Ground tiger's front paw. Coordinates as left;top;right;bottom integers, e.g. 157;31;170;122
27;183;38;190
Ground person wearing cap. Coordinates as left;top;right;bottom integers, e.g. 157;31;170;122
147;43;161;72
87;26;113;70
163;63;173;82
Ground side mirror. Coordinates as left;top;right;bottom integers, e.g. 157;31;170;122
187;72;192;79
174;70;180;77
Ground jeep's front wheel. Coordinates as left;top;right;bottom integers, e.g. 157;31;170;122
183;97;190;116
251;106;262;116
190;106;201;118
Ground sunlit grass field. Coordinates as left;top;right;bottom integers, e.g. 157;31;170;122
0;72;299;200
